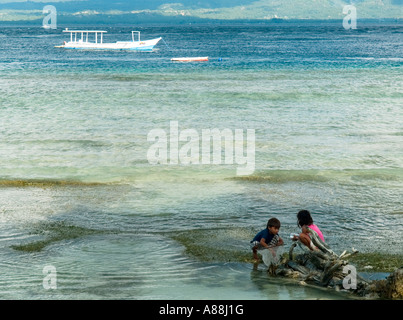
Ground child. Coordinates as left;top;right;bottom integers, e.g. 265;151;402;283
293;209;324;251
251;217;284;260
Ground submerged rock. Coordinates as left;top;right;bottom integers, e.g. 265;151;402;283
385;268;403;299
365;268;403;299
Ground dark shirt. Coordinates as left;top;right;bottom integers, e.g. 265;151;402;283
251;229;275;244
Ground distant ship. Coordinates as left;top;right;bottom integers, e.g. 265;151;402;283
55;28;162;51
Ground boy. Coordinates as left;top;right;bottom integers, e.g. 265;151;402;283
250;217;284;260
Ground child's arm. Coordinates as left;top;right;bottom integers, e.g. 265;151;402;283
263;236;283;248
259;238;270;248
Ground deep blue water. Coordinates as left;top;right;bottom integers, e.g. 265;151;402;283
0;23;402;299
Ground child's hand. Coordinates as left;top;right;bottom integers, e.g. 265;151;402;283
292;235;299;241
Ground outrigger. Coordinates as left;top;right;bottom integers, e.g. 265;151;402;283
55;28;162;51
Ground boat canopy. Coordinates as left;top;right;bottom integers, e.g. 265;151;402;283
62;28;142;44
63;28;107;44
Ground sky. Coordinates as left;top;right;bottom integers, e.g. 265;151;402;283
0;0;402;22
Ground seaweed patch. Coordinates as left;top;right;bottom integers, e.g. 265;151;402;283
11;221;104;252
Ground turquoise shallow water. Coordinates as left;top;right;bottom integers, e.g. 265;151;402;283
0;23;402;299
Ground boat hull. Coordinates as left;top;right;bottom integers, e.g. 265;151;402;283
57;37;162;51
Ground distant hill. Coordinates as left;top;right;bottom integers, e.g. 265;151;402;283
0;0;402;23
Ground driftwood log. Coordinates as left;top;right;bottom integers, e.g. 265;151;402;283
267;227;403;299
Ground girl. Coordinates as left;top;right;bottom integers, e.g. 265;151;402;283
294;210;324;250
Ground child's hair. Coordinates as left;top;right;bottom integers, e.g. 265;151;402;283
267;217;281;229
297;210;313;227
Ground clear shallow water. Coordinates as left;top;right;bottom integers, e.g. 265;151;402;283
0;23;402;299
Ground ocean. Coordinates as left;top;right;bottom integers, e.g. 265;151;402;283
0;22;402;300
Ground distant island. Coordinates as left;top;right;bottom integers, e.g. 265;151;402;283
0;0;402;24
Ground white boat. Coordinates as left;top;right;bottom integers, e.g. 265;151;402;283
171;57;209;62
55;28;162;51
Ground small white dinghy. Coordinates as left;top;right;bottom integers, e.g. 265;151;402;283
171;57;209;62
